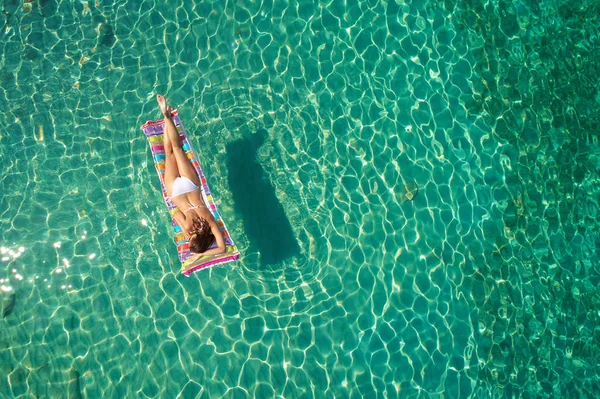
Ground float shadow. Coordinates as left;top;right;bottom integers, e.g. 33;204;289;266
226;129;300;266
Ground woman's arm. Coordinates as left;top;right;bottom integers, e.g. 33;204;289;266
210;221;226;251
173;211;192;236
192;247;225;258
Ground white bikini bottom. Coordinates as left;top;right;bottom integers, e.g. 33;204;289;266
172;176;199;198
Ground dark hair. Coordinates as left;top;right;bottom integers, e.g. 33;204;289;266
189;216;215;253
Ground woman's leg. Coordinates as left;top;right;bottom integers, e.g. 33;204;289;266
157;95;180;196
158;95;201;187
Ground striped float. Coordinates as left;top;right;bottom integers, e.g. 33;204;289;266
141;110;239;275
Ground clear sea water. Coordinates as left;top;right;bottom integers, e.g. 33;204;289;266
1;0;600;397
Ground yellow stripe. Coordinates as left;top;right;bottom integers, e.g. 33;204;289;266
149;135;164;143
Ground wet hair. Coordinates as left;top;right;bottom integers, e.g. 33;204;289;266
188;216;215;253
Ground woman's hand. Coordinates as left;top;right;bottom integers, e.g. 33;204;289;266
184;229;196;241
173;210;193;239
182;220;195;240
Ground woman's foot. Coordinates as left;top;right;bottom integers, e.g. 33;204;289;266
157;94;170;117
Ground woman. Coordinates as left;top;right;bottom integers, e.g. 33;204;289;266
157;94;225;258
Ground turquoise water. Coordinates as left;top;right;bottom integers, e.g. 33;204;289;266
1;0;600;397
